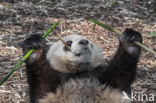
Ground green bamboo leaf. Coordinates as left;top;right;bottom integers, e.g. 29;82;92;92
90;19;156;56
90;19;121;35
93;23;97;30
0;21;60;86
148;32;156;38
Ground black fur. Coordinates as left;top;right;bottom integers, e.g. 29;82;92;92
22;29;142;103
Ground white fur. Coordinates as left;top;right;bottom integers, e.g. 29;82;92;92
40;78;131;103
46;34;104;73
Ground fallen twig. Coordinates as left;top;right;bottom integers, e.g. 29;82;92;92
56;33;71;51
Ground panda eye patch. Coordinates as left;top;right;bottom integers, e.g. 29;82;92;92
66;41;72;47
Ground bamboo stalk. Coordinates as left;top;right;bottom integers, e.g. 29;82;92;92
90;19;156;56
0;21;60;86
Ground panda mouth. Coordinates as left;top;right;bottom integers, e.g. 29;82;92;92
75;53;81;56
74;48;90;57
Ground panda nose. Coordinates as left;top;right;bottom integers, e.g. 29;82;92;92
79;39;89;45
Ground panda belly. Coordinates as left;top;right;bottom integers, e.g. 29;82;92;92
39;78;131;103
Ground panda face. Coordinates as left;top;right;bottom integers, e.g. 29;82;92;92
64;35;93;63
46;35;104;73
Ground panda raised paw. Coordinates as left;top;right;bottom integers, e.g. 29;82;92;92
22;34;45;53
22;34;46;65
119;28;142;56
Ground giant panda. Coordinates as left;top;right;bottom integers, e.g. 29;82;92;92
22;28;142;103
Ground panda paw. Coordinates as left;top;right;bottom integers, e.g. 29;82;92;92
23;34;45;52
22;34;46;65
119;28;142;56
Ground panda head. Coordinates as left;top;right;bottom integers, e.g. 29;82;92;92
46;34;104;73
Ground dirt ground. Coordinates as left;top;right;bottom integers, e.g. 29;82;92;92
0;0;155;103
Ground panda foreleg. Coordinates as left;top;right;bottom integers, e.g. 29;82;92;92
23;34;51;102
104;28;142;93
